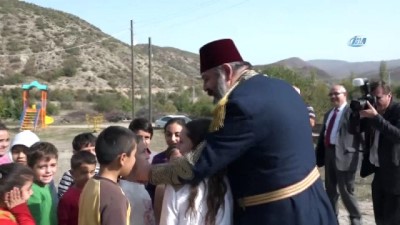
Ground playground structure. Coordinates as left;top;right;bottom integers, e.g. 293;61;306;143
20;81;54;131
86;114;104;132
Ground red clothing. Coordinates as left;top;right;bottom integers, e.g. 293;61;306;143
0;203;36;225
58;186;81;225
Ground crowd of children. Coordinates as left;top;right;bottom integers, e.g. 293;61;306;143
0;118;233;225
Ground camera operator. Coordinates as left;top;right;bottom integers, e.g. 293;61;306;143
351;80;400;225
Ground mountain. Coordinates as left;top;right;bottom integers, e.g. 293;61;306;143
308;59;400;79
1;0;399;95
0;0;200;94
255;57;332;80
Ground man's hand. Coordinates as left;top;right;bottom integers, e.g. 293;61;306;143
131;160;151;183
359;101;378;118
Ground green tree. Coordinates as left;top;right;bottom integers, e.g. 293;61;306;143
188;96;213;117
262;65;332;124
379;60;388;82
169;90;192;112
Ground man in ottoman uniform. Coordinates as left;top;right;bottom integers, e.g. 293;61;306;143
145;39;337;225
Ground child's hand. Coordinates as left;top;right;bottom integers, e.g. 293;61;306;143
4;187;25;209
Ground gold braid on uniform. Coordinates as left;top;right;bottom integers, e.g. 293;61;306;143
209;69;260;132
150;141;207;185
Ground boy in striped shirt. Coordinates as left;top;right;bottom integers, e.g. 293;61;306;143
58;132;98;198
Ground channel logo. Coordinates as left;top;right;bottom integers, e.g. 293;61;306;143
348;36;367;47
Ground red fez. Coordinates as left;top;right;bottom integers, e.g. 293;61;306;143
199;39;243;73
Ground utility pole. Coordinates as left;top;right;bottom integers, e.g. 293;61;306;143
130;20;135;120
148;37;152;123
192;76;195;103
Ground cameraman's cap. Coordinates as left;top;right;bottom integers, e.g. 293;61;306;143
199;39;243;73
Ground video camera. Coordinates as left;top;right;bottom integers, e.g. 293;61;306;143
349;78;376;112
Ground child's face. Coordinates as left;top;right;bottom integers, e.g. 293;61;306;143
135;130;152;148
74;144;96;156
21;179;34;201
81;144;96;155
71;163;96;188
120;142;137;178
177;127;194;155
32;156;57;185
164;123;183;147
11;145;29;165
0;130;10;156
128;141;150;182
2;179;33;205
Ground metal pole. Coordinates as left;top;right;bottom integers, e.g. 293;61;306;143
388;71;392;87
130;20;135;120
192;76;195;103
148;37;152;123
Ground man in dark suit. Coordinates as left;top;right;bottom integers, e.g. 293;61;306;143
140;39;337;225
316;84;362;225
351;81;400;225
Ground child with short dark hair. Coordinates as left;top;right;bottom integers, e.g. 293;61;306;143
58;132;97;198
121;118;156;225
0;163;36;225
128;118;153;150
26;142;58;225
78;126;137;225
58;151;97;225
72;132;97;155
10;131;40;166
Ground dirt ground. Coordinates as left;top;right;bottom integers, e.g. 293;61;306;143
7;123;375;224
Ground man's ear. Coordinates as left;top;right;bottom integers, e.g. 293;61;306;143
221;63;233;84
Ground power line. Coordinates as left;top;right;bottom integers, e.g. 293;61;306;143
160;0;250;30
133;0;220;27
134;0;248;29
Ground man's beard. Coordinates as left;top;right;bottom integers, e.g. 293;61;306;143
213;72;228;104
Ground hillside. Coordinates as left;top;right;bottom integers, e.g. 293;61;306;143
255;57;332;80
1;0;399;95
0;0;200;95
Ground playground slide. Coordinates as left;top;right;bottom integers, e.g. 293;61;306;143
45;116;54;125
20;108;38;131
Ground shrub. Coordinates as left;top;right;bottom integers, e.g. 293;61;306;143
60;102;74;110
62;56;81;77
35;17;49;30
6;40;25;52
1;73;24;85
46;102;59;115
104;111;127;122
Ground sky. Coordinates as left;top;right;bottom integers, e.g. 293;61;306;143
24;0;400;65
